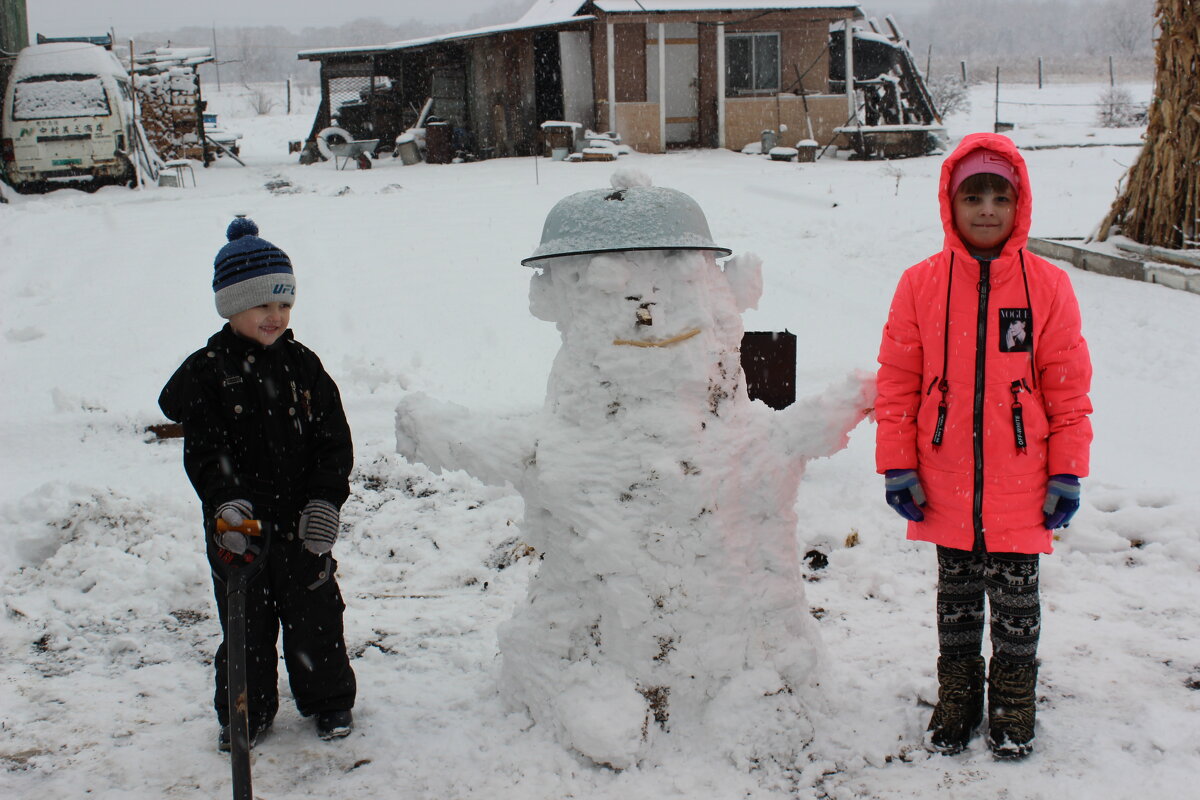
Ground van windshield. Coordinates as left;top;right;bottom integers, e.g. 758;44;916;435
12;73;111;120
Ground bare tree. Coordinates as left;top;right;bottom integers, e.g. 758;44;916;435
903;0;1155;79
1095;0;1157;55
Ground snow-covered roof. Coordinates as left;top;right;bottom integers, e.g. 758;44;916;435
298;15;594;59
520;0;860;20
593;1;860;11
12;42;129;82
300;0;861;59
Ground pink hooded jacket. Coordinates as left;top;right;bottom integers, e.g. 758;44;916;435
875;133;1093;554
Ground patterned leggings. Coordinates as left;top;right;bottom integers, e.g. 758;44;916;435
936;545;1041;664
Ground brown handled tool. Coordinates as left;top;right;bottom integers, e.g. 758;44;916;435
216;517;263;537
214;517;269;800
216;518;263;565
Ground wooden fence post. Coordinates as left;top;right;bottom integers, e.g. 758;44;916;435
994;66;1000;130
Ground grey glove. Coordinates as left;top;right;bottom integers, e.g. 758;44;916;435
298;499;339;555
215;499;254;554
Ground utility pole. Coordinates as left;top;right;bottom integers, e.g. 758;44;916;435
212;24;221;90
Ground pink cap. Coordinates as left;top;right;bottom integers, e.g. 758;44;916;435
949;148;1019;197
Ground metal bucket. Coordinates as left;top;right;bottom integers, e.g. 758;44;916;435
396;137;421;165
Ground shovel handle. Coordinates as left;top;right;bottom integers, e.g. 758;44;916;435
217;518;263;537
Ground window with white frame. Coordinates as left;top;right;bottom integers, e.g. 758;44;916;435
725;32;780;95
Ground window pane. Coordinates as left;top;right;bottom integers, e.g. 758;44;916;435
726;37;752;92
753;34;779;91
13;75;111;120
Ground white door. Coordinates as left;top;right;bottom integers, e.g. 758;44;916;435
646;23;699;145
559;31;595;131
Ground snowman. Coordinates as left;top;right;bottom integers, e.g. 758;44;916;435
396;171;874;769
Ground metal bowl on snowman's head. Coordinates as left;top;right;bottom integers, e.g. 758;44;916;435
521;185;732;266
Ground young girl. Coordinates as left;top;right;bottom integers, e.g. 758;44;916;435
875;133;1093;759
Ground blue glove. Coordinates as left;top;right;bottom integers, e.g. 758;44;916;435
885;469;926;522
1043;474;1080;529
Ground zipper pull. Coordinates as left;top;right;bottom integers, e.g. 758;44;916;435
932;378;949;447
1010;380;1027;451
933;401;948;447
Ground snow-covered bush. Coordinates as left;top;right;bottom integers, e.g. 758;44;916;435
1096;86;1141;127
246;87;278;115
928;75;970;118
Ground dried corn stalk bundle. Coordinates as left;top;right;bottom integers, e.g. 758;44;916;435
1097;0;1199;249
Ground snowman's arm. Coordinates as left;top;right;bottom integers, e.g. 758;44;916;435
773;369;876;459
396;392;536;488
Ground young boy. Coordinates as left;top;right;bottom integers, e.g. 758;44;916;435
159;218;357;750
875;133;1093;759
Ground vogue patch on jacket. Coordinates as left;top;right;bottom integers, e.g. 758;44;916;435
999;308;1033;353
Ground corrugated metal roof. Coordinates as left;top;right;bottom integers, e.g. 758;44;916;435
298;15;594;59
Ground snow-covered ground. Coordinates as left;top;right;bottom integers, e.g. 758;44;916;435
3;80;1198;799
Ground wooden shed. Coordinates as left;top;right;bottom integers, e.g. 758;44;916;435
297;1;866;161
1;0;31;112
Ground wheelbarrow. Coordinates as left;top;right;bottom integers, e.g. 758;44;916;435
328;139;379;170
215;517;270;800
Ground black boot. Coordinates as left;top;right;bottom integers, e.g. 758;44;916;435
217;716;273;753
926;654;985;754
316;709;354;741
987;658;1037;759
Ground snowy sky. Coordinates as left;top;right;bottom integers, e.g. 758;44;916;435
27;0;1113;38
26;0;522;37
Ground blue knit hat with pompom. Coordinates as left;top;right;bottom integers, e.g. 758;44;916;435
212;217;296;318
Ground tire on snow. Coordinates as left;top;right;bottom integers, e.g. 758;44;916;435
315;126;353;161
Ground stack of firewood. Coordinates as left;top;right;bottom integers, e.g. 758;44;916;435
134;69;204;163
1097;0;1198;250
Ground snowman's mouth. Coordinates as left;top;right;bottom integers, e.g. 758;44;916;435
612;328;701;348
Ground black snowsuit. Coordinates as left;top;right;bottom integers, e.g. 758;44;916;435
159;324;356;729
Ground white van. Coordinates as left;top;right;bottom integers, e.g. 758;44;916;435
1;42;137;192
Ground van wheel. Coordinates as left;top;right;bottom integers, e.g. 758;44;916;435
116;154;137;188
